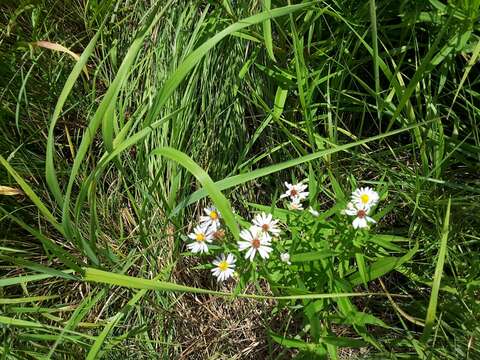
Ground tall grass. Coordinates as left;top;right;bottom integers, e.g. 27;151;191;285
1;0;480;358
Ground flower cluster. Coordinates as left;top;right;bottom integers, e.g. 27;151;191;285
238;212;280;261
187;206;221;254
281;181;308;210
185;182;382;283
344;187;379;229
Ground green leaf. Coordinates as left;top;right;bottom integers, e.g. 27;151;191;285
290;250;336;263
348;243;419;286
355;253;368;287
270;332;366;350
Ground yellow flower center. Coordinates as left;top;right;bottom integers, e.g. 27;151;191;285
195;233;205;242
360;194;369;204
210;211;218;220
218;261;229;271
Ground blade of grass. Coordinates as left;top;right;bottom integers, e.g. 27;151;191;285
0;295;59;305
45;26;102;206
61;0;174;237
149;147;239;239
145;2;315;125
369;0;381;120
171;121;432;216
262;0;275;61
0;155;63;235
421;198;451;342
84;268;401;302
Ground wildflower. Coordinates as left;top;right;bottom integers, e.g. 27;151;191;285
238;226;273;261
211;254;236;282
308;207;319;217
200;206;221;231
351;187;379;209
280;181;309;201
344;203;376;229
280;252;291;265
187;225;213;253
288;198;304;211
252;212;281;237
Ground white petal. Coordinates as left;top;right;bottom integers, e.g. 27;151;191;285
354;217;368;228
238;241;251;251
352;218;361;229
344;208;357;216
211;268;220;276
245;247;254;261
240;229;253;241
258;246;271;259
366;216;376;224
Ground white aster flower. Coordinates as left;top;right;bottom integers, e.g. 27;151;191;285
308;207;319;217
280;252;291;265
187;225;213;253
211;254;236;282
288;198;304;211
351;187;379;209
344;203;376;229
252;212;281;237
238;226;273;261
280;181;309;201
199;206;221;231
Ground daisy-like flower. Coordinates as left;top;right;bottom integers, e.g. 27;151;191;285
211;254;236;282
308;207;319;217
280;181;309;201
187;225;213;253
200;206;221;231
252;212;281;237
238;226;273;261
288;198;304;211
351;187;379;209
280;252;291;265
344;202;376;229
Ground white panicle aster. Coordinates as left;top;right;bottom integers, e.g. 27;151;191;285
344;203;376;229
187;225;213;253
238;226;273;261
351;187;379;209
252;212;281;237
211;254;236;282
280;181;309;201
308;207;319;217
280;252;291;265
288;198;304;211
200;206;221;231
